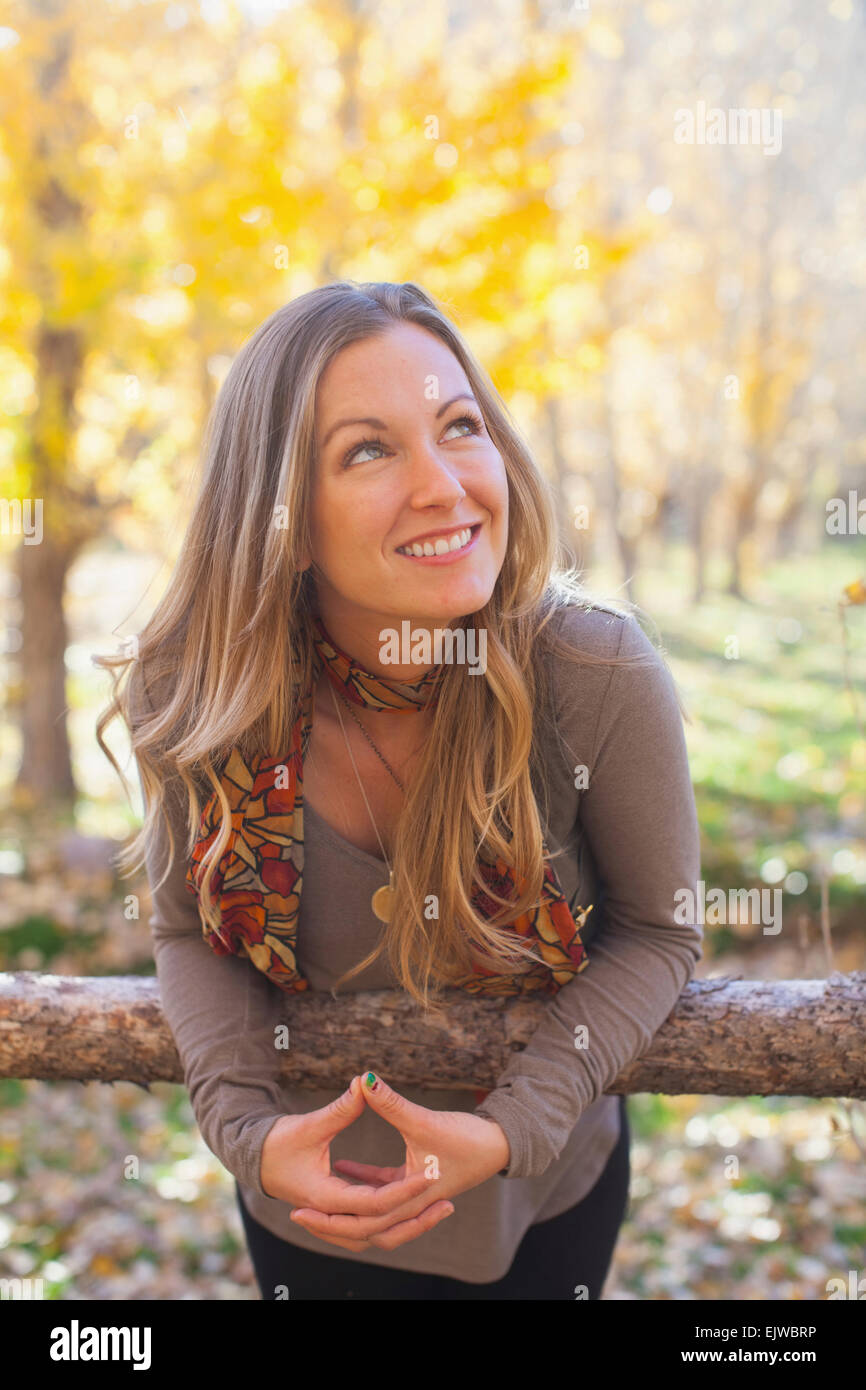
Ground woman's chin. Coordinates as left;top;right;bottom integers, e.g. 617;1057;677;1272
394;569;495;609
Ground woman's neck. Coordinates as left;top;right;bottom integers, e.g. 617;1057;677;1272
314;605;458;682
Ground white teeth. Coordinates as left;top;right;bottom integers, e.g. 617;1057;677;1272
399;527;472;557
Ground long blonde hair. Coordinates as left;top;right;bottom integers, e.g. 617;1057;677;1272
96;280;662;1010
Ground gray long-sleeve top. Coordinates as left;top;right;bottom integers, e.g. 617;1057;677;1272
139;601;703;1283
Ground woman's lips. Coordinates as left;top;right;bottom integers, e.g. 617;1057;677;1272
395;523;482;565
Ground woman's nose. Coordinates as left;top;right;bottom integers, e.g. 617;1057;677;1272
404;443;467;504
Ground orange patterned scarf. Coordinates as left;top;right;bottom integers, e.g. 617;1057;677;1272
185;614;592;998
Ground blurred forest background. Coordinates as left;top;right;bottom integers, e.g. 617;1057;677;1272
0;0;864;1299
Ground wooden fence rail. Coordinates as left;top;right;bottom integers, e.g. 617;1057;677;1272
1;970;865;1098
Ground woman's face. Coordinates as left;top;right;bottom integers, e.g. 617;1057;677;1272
306;322;509;660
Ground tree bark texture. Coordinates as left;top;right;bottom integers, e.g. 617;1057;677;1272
1;971;865;1098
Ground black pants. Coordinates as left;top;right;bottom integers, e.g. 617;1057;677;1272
236;1095;630;1300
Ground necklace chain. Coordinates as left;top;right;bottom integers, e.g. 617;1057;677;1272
331;682;406;793
324;677;426;923
326;680;400;873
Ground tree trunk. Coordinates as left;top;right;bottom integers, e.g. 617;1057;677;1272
14;529;78;806
542;394;577;560
726;195;775;599
688;477;707;604
773;470;812;560
14;9;90;807
2;972;865;1098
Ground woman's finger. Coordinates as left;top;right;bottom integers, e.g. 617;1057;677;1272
289;1213;369;1251
312;1167;432;1216
291;1184;448;1241
332;1158;403;1184
329;1165;386;1188
366;1201;455;1251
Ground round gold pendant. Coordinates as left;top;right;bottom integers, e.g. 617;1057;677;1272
371;871;395;923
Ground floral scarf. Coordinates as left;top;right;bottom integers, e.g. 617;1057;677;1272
185;614;592;998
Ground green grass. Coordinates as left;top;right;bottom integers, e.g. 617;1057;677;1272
591;542;866;953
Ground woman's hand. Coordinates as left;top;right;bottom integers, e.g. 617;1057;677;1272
289;1071;510;1252
259;1075;456;1253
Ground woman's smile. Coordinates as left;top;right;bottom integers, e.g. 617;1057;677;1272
395;522;483;563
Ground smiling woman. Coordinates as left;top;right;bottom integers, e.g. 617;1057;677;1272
304;319;509;684
94;280;702;1301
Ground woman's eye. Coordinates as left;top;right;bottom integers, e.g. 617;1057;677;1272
342;413;484;468
444;413;484;440
345;438;386;466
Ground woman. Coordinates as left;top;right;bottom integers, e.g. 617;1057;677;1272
97;280;703;1301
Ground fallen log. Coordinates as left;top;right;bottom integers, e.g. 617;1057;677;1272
1;970;864;1098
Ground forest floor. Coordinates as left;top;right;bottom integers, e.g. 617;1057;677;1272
2;1058;864;1300
1;924;863;1301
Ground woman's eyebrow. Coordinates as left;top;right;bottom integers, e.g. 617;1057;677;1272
320;392;478;448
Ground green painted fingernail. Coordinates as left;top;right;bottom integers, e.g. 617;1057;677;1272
364;1071;379;1092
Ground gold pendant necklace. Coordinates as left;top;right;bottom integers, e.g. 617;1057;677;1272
371;871;396;924
326;681;406;924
